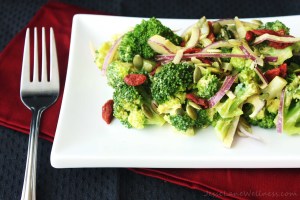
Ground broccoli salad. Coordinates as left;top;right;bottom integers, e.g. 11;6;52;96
95;17;300;148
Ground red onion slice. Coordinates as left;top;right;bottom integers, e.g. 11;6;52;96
238;125;263;141
277;88;285;133
208;75;237;108
102;36;123;75
239;44;264;66
264;56;278;62
253;66;269;89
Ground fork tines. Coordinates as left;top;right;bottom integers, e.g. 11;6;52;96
21;27;59;92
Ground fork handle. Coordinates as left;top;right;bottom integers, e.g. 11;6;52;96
21;108;44;200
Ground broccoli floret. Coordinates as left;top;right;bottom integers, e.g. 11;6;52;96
127;109;146;129
196;73;220;99
106;61;132;88
113;84;165;129
151;62;194;104
164;106;211;134
286;63;300;84
113;84;142;127
238;67;258;84
266;99;280;114
114;84;142;111
247;109;276;128
194;109;211;129
113;103;132;128
118;17;182;62
169;114;194;131
156;95;184;114
243;104;277;129
263;20;290;35
230;47;253;72
94;41;111;70
283;75;300;134
166;113;195;135
218;83;260;118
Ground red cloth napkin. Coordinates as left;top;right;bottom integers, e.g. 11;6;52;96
0;1;100;141
0;2;299;200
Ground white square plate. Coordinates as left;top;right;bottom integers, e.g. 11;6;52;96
51;14;300;168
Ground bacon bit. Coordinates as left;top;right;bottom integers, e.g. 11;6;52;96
264;63;287;82
102;100;114;124
186;93;209;109
124;74;147;86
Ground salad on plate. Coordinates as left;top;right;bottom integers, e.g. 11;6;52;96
94;16;300;148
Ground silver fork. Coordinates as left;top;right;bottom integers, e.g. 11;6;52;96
20;27;60;200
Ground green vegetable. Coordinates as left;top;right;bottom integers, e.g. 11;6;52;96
94;41;112;70
214;116;240;148
194;109;212;129
220;47;232;62
216;25;234;41
118;17;182;62
259;46;293;66
97;16;300;147
106;61;132;88
156;95;184;114
113;84;165;129
283;75;300;134
238;67;258;84
262;76;287;100
217;83;260;118
169;113;195;133
196;73;220;99
151;62;194;104
243;97;280;129
230;47;253;72
244;107;277;129
263;20;290;35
